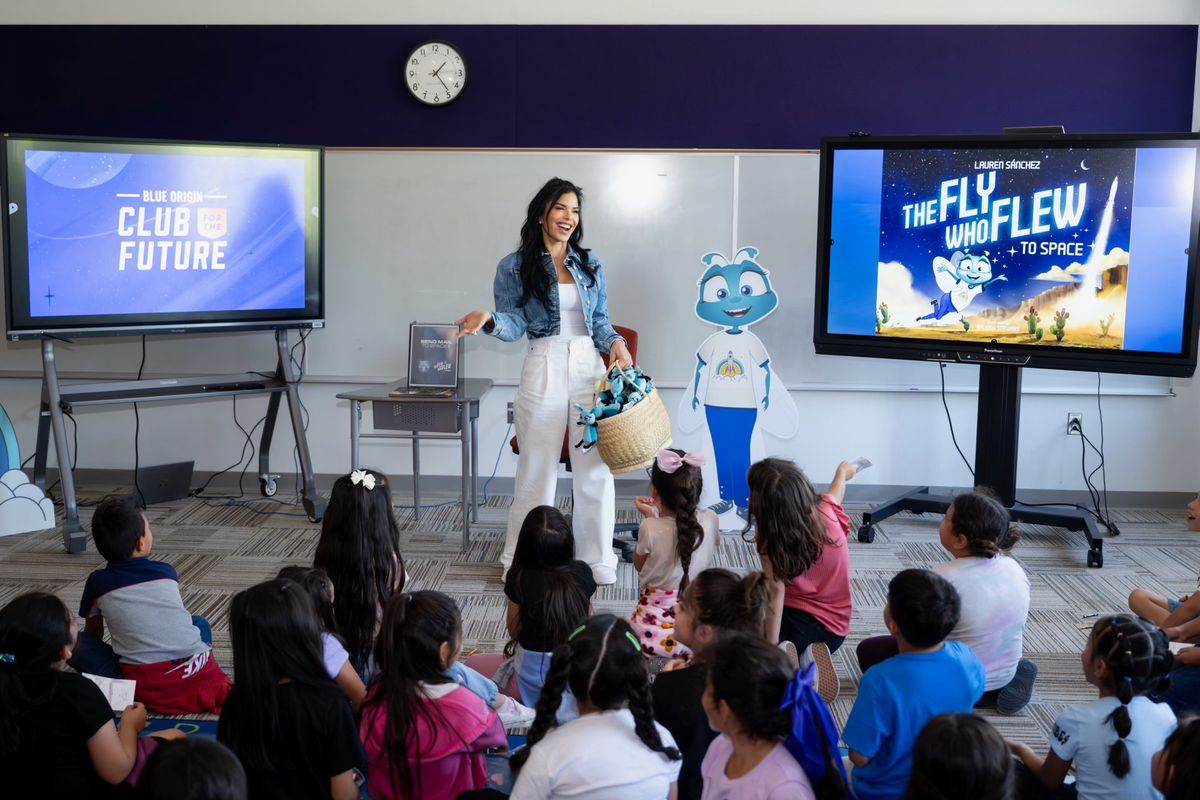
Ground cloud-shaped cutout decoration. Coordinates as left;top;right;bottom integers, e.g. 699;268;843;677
0;469;56;536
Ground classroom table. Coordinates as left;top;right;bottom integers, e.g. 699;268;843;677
337;379;492;548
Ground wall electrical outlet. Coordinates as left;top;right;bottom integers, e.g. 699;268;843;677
1066;412;1082;435
507;402;515;425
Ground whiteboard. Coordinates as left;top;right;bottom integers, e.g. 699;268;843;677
0;149;1172;395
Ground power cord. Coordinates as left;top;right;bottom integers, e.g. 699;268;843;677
939;362;975;480
190;397;269;500
132;336;147;508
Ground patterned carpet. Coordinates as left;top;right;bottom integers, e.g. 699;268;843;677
1;486;1196;750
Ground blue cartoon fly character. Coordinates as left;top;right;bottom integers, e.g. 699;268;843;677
916;250;1007;325
678;247;797;520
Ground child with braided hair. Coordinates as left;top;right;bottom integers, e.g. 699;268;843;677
1008;614;1177;800
510;614;683;798
631;449;720;660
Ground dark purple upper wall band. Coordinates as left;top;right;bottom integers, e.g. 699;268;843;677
0;25;1194;148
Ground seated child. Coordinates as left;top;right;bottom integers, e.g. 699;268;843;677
360;591;507;800
71;494;231;714
504;505;596;709
510;615;683;798
747;458;858;655
842;569;985;800
1008;614;1176;800
138;737;248;800
1153;716;1200;800
0;591;167;798
277;566;368;711
651;568;773;800
905;714;1012;800
702;632;849;800
313;468;407;679
630;448;719;660
218;579;366;800
858;490;1036;714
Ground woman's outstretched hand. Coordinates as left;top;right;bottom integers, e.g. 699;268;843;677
455;311;492;337
609;339;633;370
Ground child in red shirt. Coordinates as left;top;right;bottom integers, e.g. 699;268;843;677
747;459;858;656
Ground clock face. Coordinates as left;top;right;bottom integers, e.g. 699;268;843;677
405;41;467;106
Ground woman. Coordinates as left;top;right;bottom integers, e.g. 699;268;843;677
457;177;631;585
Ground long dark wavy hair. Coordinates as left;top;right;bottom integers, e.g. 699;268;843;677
218;579;332;774
905;713;1013;800
508;506;592;655
709;632;848;800
649;449;706;592
946;488;1021;557
745;458;833;583
0;592;74;757
365;591;470;799
313;469;406;673
682;568;773;652
1087;614;1174;779
511;615;681;774
516;178;597;308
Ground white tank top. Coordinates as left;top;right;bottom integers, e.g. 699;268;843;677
556;282;589;338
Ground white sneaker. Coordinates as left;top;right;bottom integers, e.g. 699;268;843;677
496;694;536;728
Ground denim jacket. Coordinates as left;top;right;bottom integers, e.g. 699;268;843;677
487;247;624;352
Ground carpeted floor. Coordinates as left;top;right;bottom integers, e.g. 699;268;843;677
1;486;1195;750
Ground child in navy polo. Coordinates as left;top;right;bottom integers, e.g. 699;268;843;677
70;494;232;714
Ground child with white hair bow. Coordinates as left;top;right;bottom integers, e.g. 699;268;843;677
630;449;721;662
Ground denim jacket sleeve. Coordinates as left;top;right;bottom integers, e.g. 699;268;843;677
488;254;529;343
589;258;623;353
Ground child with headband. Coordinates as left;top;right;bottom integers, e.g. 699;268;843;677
1008;614;1176;800
630;448;720;660
510;615;683;797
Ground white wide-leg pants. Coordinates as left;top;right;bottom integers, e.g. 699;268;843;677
503;336;617;581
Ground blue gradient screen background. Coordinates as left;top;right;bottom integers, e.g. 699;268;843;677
21;150;309;317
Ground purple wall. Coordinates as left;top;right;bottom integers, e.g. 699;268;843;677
0;25;1194;148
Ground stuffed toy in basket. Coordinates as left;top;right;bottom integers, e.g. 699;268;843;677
575;366;672;474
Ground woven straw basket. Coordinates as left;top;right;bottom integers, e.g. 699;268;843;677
595;387;672;474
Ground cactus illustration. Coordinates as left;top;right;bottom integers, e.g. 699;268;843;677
961;319;971;332
1023;305;1040;336
1050;308;1070;342
1035;327;1044;341
876;302;890;331
1099;313;1116;337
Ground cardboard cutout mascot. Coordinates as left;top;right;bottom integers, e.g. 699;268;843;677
677;247;798;521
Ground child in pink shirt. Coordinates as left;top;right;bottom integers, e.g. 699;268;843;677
747;459;857;655
361;591;506;800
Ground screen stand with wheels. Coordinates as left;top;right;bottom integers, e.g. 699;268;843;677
33;329;325;553
857;364;1107;567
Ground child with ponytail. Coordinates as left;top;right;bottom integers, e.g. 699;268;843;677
702;631;848;800
510;614;683;798
652;568;773;800
361;591;507;800
631;448;719;659
1008;614;1176;800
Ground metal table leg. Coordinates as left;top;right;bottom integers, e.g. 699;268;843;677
350;400;361;470
412;431;421;524
460;401;471;549
470;405;479;523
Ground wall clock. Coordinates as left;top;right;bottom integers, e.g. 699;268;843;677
405;41;467;106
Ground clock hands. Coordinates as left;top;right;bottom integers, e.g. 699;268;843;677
432;61;450;93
